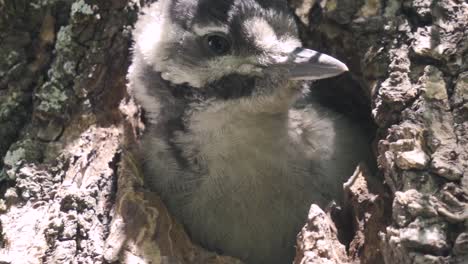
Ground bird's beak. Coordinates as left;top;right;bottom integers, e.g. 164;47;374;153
282;48;349;80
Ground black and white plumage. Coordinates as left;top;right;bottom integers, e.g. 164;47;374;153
128;0;369;263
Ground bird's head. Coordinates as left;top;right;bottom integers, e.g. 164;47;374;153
134;0;348;100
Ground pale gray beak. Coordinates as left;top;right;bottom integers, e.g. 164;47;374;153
286;48;348;80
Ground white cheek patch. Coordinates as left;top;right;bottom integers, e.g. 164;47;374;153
161;64;204;88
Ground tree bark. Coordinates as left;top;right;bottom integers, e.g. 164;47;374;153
289;0;468;263
0;0;466;263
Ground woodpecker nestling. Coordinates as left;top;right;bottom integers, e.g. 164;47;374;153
128;0;369;263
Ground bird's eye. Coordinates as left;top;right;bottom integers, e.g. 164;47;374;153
204;33;231;55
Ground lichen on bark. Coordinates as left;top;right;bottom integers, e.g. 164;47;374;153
0;0;138;262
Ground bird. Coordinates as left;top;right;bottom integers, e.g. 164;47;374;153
128;0;370;263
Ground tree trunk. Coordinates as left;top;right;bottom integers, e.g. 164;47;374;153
0;0;466;263
290;0;467;263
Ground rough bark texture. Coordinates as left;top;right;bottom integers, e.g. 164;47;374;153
289;0;468;263
0;0;135;262
0;0;466;263
293;204;349;264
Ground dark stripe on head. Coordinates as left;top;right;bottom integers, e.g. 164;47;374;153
170;0;290;28
170;0;234;29
195;0;234;25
